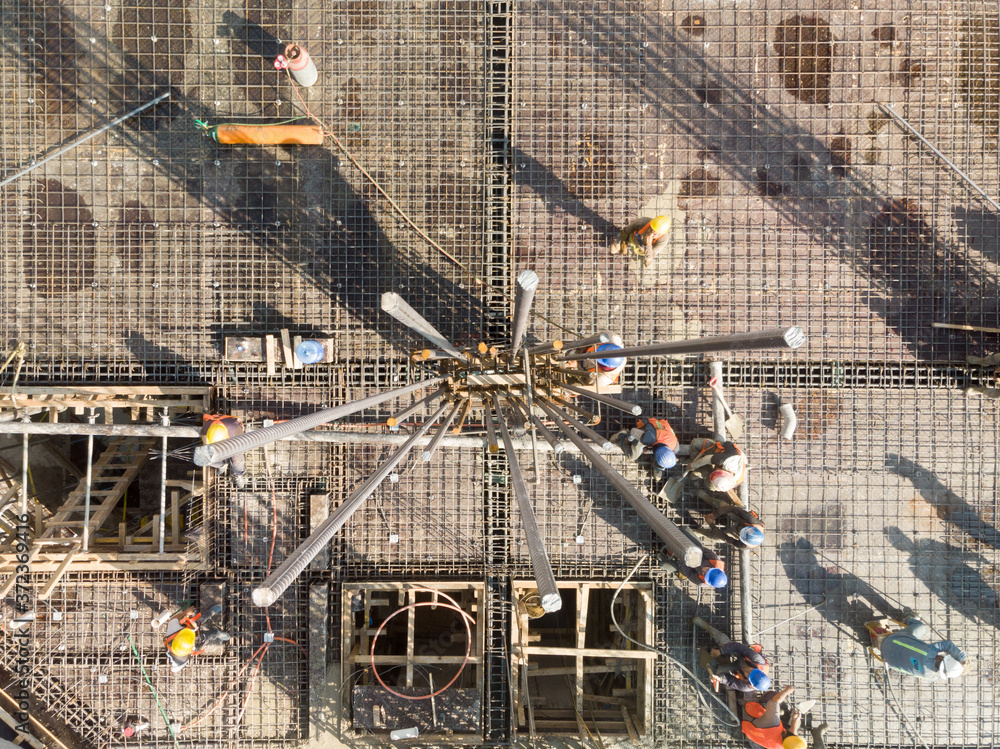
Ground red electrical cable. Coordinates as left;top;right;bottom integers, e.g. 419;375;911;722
369;599;474;701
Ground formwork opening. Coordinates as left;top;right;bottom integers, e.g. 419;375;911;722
341;583;483;739
512;581;652;739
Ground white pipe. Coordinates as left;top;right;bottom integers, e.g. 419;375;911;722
779;403;797;441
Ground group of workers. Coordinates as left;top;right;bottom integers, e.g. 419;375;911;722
609;411;762;591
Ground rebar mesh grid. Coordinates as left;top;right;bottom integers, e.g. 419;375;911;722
515;0;1000;364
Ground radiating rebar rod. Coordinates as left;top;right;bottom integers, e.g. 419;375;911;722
536;397;612;451
381;292;465;360
551;332;611;353
556;381;642;416
546;416;703;568
252;403;448;607
422;401;462;461
482;399;499;453
527;412;564;454
193;376;445;466
82;410;95;552
387;387;448;428
521;348;540;482
510;270;539;358
494;395;561;612
557;328;805;361
505;395;529;436
0;92;171;189
526;340;563;356
544;393;598;424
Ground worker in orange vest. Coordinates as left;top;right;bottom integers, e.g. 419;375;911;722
201;414;248;488
612;215;673;267
162;605;230;673
581;341;627;388
741;686;805;749
612;416;678;480
686;437;747;498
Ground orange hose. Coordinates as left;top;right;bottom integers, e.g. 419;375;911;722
215;124;323;145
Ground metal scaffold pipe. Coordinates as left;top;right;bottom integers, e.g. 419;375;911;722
546;415;703;568
526;340;563;356
381;292;465;361
510;270;538;358
252;403;449;607
482;399;499;453
387;387;448;427
536;397;611;451
421;401;462;462
556;381;642;416
494;395;561;612
193;376;445;466
557;328;806;361
82;410;95;553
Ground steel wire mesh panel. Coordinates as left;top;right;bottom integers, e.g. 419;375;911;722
515;0;1000;364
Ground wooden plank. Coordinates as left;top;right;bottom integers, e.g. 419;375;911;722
621;706;640;744
353;654;482;665
265;335;277;376
0;386;211;396
171;490;180;545
309;583;329;737
578;693;635;708
576;583;589;715
37;550;80;600
516;646;657;660
309;494;330;571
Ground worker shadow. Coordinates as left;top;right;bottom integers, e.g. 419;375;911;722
885;526;999;629
122;331;208;382
885;454;1000;551
510;146;620;244
778;538;903;641
543;2;996;361
953;207;1000;263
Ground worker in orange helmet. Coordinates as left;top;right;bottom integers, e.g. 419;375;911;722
612;215;673;267
741;686;806;749
201;414;248;488
162;605;230;673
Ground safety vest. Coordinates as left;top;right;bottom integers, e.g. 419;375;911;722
584;346;624;385
741;720;785;749
638;418;678;451
696;440;746;483
201;414;242;441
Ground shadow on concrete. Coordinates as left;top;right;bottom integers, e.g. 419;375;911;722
778;538;903;640
885;526;999;629
886;454;1000;551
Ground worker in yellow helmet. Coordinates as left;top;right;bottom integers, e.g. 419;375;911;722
612;214;673;267
162;605;230;673
200;414;248;488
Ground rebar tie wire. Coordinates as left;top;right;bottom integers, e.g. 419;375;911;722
281;69;582;338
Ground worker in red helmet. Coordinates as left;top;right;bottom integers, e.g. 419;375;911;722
201;414;248;488
613;215;673;267
685;437;747;500
612;416;679;480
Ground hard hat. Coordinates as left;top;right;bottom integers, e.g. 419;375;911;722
295;339;325;365
783;736;807;749
708;469;738;492
744;701;767;718
649;215;672;234
740;526;765;547
169;628;196;657
747;668;771;691
595;343;625;371
653;445;677;470
204;421;230;444
704;567;728;588
939;653;965;679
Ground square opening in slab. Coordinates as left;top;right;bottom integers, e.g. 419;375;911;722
513;581;653;737
341;583;483;738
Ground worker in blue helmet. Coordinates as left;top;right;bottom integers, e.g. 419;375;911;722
693;616;771;693
693;489;766;549
612;416;678;480
657;545;727;590
583;340;627;387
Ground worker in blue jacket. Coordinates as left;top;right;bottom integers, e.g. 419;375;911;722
880;615;966;681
